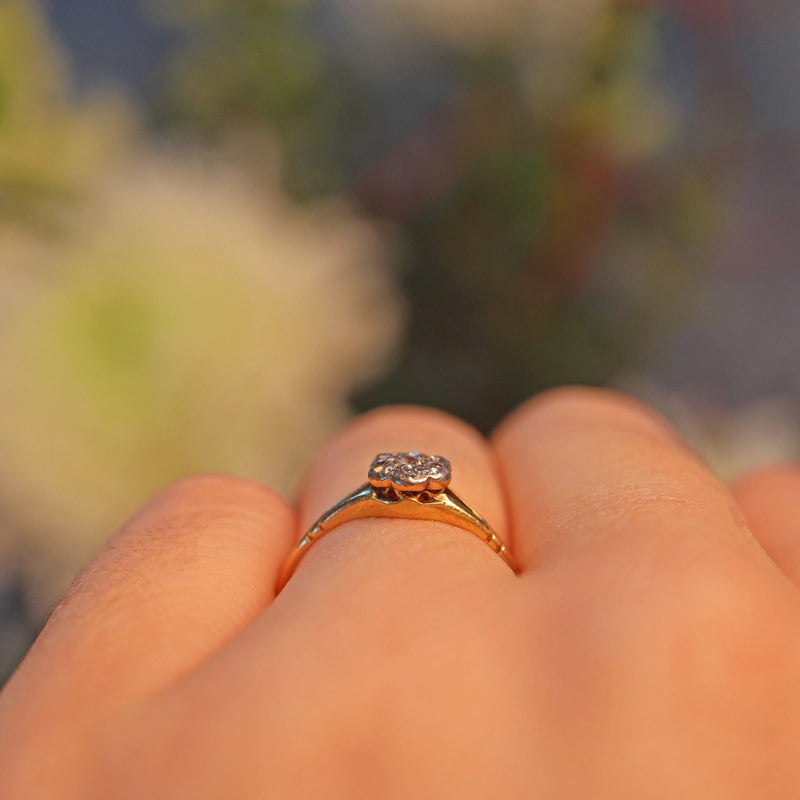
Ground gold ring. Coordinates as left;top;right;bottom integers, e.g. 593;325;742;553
276;451;517;592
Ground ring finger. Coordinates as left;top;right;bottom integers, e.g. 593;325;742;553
119;406;518;798
285;404;513;599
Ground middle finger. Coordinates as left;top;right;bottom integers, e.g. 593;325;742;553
492;387;771;577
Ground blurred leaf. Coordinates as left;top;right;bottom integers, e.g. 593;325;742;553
0;1;131;229
149;0;338;196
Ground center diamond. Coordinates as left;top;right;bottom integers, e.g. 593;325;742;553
368;452;451;494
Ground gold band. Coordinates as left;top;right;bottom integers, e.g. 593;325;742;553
276;479;516;592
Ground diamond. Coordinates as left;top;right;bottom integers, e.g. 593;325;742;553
368;452;451;494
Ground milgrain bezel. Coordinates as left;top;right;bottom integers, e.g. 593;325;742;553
367;452;452;494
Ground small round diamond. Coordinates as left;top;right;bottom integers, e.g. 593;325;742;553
368;452;452;493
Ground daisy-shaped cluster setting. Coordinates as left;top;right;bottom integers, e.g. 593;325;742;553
368;452;452;494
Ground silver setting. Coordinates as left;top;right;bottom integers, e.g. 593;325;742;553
368;452;452;494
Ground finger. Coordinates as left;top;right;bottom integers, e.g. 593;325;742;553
108;408;515;798
284;405;511;597
0;474;295;736
731;465;800;585
492;387;769;575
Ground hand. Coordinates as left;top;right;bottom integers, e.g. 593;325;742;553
2;388;799;799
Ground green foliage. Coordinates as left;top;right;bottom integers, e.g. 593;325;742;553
150;0;338;196
0;1;128;228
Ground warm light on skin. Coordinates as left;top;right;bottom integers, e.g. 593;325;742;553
1;389;800;798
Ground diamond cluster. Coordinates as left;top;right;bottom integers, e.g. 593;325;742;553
368;452;451;494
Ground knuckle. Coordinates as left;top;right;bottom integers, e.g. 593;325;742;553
602;468;728;522
543;469;735;554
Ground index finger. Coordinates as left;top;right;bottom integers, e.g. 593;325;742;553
0;474;295;793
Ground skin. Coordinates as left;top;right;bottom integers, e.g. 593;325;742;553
1;386;800;798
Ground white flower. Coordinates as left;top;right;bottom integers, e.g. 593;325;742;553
0;148;403;595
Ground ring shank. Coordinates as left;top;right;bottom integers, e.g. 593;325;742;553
276;483;516;592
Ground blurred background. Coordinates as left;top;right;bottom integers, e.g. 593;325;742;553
1;0;799;680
